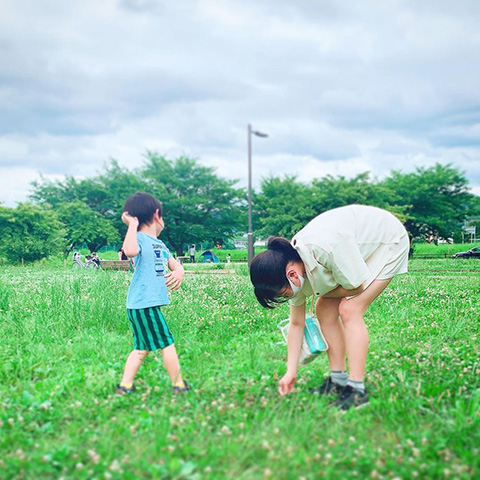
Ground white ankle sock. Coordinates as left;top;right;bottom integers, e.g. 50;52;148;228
346;379;365;393
331;370;348;387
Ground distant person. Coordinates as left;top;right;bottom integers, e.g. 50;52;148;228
73;251;83;267
189;244;196;263
118;247;128;260
250;205;409;411
91;252;101;267
226;253;231;264
116;192;189;395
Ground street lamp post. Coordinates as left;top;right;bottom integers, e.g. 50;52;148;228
247;124;268;267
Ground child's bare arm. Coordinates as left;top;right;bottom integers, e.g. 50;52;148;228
121;212;140;257
165;257;184;290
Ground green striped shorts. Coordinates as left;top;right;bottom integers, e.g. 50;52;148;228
126;306;174;351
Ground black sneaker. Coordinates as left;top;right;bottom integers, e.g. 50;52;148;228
309;376;345;396
173;380;190;395
332;385;369;411
115;384;135;395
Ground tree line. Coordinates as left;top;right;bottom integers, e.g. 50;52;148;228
0;152;479;263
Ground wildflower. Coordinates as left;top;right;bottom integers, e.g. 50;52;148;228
220;425;232;436
87;449;101;464
109;460;121;471
16;449;26;460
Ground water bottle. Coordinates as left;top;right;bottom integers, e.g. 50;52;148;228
304;316;326;353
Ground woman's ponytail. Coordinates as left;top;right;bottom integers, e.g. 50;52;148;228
267;236;299;256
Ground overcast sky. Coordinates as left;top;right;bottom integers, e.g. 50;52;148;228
1;0;480;207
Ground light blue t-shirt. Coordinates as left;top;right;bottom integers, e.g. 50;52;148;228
126;232;173;309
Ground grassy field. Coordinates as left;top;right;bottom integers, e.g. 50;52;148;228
77;241;480;263
1;259;479;479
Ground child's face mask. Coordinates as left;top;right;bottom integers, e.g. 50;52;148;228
287;274;305;298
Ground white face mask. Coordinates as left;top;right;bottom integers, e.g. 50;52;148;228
287;274;305;297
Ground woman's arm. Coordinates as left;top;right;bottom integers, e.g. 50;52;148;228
322;284;364;298
165;257;184;290
278;302;306;395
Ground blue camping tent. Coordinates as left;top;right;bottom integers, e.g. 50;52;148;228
201;250;220;263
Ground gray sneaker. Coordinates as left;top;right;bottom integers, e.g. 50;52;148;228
309;376;345;396
332;385;369;411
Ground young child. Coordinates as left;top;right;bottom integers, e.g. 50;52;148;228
250;205;409;410
116;192;189;395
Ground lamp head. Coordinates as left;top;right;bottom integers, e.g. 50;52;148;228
253;131;268;138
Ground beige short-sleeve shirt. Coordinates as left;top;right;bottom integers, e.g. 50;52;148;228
289;205;408;306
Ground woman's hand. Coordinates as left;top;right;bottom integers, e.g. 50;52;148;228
278;370;297;395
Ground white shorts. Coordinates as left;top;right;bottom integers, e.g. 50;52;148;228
344;233;409;299
377;233;410;279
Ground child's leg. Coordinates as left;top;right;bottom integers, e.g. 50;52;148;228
338;279;392;381
316;296;345;371
161;344;184;387
121;349;149;386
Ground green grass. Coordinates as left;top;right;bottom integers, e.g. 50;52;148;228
411;241;479;256
0;261;479;479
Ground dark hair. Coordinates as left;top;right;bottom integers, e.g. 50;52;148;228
249;236;302;309
123;192;163;228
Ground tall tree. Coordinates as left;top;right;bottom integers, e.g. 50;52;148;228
255;175;316;238
140;153;245;255
56;201;120;252
382;163;474;238
255;173;406;239
30;161;145;226
30;154;245;256
0;204;66;263
311;173;397;212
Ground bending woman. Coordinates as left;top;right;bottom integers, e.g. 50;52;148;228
250;204;409;411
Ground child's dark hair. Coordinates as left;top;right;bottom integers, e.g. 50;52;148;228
249;236;302;309
123;192;163;228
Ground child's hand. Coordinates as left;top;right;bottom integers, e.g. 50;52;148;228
278;371;297;395
164;269;183;290
121;211;139;227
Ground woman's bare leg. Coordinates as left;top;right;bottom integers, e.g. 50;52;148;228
339;279;392;381
316;296;345;371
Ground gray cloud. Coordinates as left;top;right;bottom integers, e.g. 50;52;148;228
1;0;480;206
